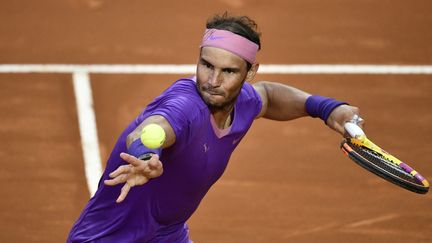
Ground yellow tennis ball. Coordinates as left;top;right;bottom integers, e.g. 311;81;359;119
140;124;166;149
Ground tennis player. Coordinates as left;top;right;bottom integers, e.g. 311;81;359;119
67;13;361;242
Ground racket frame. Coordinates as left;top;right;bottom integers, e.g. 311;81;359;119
342;118;429;194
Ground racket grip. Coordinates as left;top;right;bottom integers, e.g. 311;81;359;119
344;122;365;138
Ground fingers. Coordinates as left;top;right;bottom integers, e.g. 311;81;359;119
333;122;346;136
147;154;160;169
342;109;366;138
106;152;163;202
120;152;144;167
116;183;131;203
147;156;163;178
104;164;131;186
108;164;131;178
327;105;365;137
355;116;365;130
104;173;128;186
122;152;162;173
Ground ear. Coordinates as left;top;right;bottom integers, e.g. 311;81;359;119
245;62;259;82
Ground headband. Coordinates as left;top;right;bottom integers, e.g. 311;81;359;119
200;28;259;64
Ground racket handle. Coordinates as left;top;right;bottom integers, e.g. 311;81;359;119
344;114;365;138
344;122;365;138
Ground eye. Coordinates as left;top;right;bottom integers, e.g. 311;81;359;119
223;68;236;74
205;63;213;69
200;59;213;70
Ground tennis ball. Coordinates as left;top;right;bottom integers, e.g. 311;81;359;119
140;124;166;149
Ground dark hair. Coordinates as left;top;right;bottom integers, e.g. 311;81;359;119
206;12;261;68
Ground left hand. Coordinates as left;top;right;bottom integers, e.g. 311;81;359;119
326;104;364;136
104;152;163;203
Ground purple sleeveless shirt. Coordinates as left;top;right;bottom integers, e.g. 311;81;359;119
68;77;262;242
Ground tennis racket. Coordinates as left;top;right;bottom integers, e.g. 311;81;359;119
340;115;429;194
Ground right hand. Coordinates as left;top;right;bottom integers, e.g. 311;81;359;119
325;104;364;137
104;152;163;203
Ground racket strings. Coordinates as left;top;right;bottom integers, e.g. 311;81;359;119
363;148;407;174
350;142;421;185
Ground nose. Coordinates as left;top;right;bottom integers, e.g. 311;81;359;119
208;70;222;87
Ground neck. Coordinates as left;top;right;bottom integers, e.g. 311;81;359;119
210;104;234;129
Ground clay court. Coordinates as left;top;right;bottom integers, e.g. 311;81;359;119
1;1;432;242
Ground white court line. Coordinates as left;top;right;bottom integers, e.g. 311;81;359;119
72;72;102;196
3;63;432;197
344;214;399;228
1;64;432;74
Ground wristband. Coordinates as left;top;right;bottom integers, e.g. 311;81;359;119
305;95;348;123
128;139;162;160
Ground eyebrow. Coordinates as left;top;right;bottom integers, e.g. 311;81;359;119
222;67;240;73
199;57;241;73
199;57;212;66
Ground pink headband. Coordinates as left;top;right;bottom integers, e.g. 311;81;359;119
200;28;259;64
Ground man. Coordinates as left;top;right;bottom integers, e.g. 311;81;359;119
68;13;360;242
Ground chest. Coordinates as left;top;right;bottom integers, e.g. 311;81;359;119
189;122;243;182
163;118;246;188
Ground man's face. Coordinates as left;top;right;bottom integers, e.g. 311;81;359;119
196;46;250;110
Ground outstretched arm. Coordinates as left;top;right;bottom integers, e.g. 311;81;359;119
253;81;310;121
253;81;362;135
104;115;176;203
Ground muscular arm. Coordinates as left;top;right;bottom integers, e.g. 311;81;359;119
253;81;310;121
253;81;362;135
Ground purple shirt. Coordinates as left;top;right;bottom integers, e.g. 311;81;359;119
68;77;262;242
